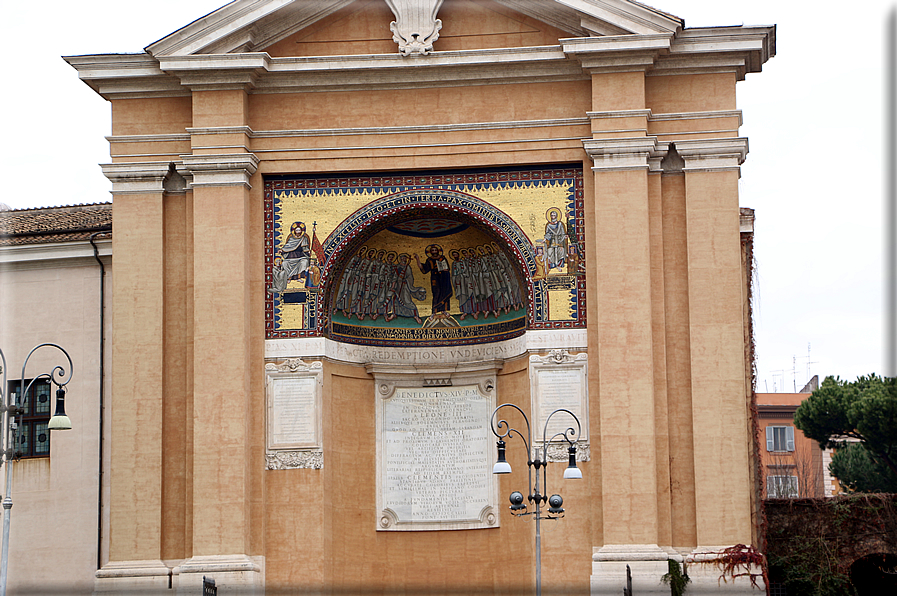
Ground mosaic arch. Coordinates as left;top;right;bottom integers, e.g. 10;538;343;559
264;166;586;346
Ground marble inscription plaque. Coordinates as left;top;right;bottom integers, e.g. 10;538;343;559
270;377;317;447
537;369;583;439
530;351;588;444
378;385;496;530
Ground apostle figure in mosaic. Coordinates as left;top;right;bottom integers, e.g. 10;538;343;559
270;221;311;293
415;244;452;314
491;242;524;311
352;248;380;320
365;249;389;320
378;251;401;320
450;249;475;321
543;208;568;273
334;247;366;317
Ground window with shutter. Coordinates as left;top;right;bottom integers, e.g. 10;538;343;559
766;425;795;452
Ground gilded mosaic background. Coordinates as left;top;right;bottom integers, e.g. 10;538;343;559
265;166;585;345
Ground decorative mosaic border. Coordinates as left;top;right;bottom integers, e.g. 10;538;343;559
264;165;586;340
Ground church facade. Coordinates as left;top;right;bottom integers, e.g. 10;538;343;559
61;1;774;593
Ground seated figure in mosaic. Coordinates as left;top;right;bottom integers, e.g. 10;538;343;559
270;221;311;293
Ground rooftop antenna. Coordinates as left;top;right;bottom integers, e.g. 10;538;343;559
792;355;798;392
795;343;819;389
771;369;786;393
806;343;818;382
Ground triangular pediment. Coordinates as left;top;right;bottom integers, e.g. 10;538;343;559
146;0;682;57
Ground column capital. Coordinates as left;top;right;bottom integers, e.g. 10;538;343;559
582;137;659;172
180;153;260;188
673;138;749;173
101;162;191;195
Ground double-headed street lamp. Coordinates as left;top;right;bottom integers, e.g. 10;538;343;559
490;403;582;596
0;344;74;596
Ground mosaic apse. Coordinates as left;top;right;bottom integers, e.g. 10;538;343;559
265;166;585;346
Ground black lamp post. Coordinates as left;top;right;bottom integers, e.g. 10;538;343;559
0;344;73;596
490;403;582;596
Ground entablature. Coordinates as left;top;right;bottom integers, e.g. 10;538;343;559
67;21;774;99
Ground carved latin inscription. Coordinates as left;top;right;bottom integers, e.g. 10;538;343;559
378;385;496;530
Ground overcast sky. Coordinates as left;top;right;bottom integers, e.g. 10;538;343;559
3;1;894;391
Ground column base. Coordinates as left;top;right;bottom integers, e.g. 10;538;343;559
590;545;764;595
95;560;172;594
173;554;264;596
591;544;671;596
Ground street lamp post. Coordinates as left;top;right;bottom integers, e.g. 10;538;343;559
490;403;582;596
0;344;74;596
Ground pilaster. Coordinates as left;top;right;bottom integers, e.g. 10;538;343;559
583;138;660;547
180;150;263;590
679;138;753;547
101;162;168;564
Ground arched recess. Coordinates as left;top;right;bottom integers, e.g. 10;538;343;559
320;189;535;346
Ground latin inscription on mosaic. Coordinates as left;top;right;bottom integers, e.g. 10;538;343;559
378;385;495;530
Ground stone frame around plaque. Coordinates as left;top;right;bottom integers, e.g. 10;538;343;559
369;362;501;531
529;349;590;462
264;358;324;470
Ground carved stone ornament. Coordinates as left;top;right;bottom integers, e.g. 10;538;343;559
531;349;588;365
385;0;444;55
266;450;323;470
545;441;590;463
265;358;322;373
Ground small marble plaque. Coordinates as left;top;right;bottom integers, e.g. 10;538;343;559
529;350;588;445
265;359;323;468
377;384;497;531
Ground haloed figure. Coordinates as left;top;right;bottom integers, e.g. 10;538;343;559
415;244;452;313
270;221;311;293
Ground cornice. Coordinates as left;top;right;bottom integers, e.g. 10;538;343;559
651;25;775;80
555;0;680;35
106;133;191;144
587;109;652;119
649;110;742;124
107;118;590;144
146;0;355;57
0;239;112;268
68;25;773;98
63;53;187;99
561;33;673;72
